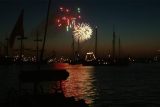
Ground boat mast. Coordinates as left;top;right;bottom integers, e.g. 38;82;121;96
34;31;42;63
5;38;9;56
112;24;116;62
0;41;6;56
17;36;27;61
95;26;98;59
118;36;121;59
77;38;80;55
40;0;52;62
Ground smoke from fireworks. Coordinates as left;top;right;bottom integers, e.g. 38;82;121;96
73;23;93;42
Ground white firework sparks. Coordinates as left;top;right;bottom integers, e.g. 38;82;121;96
73;23;93;42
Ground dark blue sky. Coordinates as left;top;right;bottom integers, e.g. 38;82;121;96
0;0;160;57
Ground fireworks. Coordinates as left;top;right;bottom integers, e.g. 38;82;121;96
56;7;93;42
73;23;93;42
56;7;81;31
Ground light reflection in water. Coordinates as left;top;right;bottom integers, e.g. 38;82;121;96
61;65;97;105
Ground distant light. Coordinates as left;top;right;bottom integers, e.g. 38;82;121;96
87;52;94;55
85;52;96;62
48;59;53;63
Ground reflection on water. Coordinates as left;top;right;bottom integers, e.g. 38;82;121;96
52;63;160;107
61;65;97;105
1;63;160;106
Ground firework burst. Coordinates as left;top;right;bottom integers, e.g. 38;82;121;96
56;7;81;31
73;23;93;42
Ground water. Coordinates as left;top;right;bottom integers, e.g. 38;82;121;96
62;65;97;105
61;63;160;107
1;63;160;107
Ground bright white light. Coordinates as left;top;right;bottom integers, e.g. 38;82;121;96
85;51;96;62
87;52;94;55
73;23;93;42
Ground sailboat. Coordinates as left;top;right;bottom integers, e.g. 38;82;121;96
4;0;89;106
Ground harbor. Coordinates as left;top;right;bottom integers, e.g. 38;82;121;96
0;0;160;107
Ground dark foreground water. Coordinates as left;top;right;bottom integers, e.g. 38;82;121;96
1;63;160;107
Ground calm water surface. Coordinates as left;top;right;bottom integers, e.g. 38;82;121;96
61;63;160;107
62;65;97;105
1;63;160;107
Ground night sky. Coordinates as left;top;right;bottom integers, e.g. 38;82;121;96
0;0;160;57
